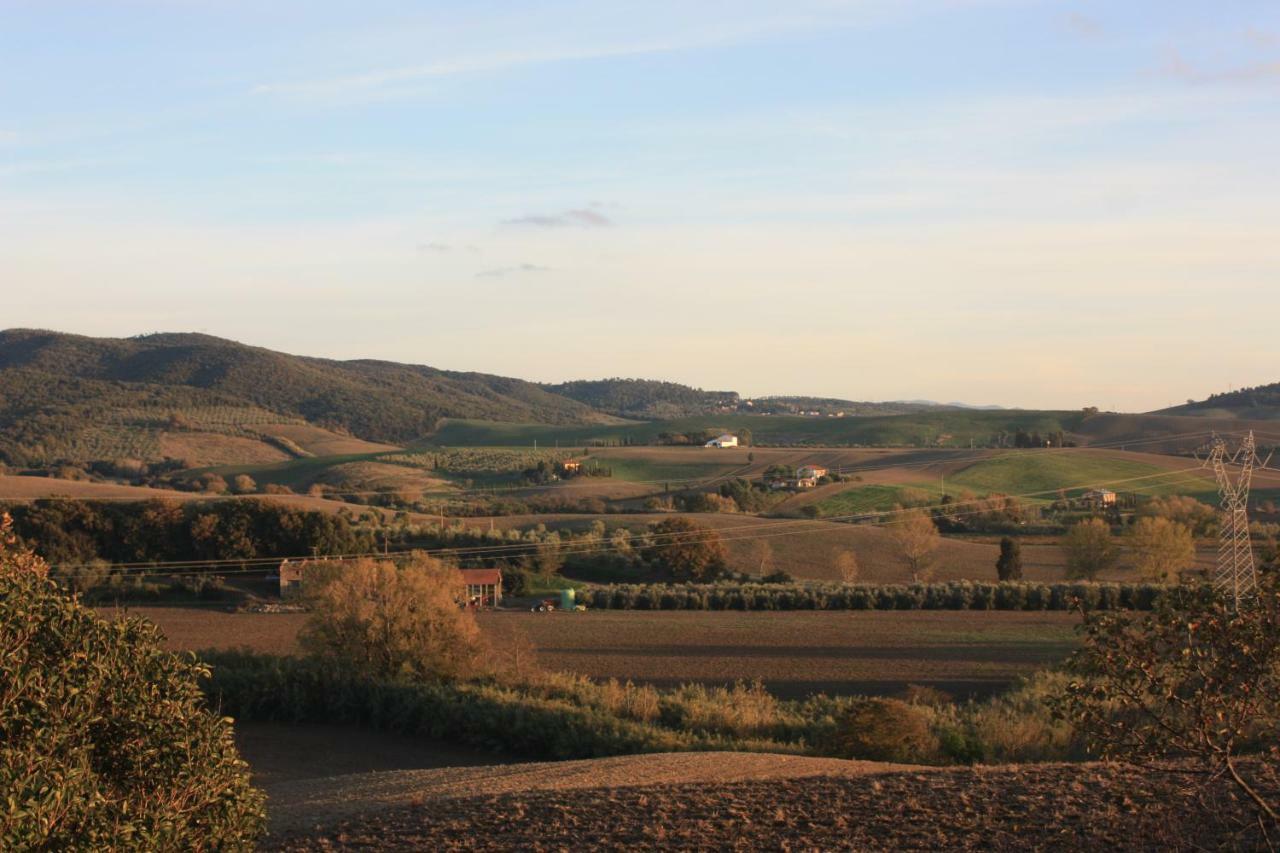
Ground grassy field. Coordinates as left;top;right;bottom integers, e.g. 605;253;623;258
812;483;939;515
125;606;1079;700
947;451;1211;500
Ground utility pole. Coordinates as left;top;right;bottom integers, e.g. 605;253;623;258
1202;431;1271;608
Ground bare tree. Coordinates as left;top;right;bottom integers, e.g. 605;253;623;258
746;539;776;576
888;508;940;582
834;550;860;584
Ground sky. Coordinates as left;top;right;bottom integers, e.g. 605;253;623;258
2;0;1278;411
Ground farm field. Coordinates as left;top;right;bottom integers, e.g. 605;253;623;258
119;606;1080;700
482;610;1080;699
269;756;1261;850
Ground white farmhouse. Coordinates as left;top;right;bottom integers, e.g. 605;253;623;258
705;434;739;448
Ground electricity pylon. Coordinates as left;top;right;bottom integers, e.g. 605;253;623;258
1202;432;1269;607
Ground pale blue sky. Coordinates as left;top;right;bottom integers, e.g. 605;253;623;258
2;1;1278;410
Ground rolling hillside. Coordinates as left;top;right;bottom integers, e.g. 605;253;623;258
1158;381;1280;420
0;329;611;466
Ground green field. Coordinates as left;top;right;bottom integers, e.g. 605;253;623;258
432;411;1085;449
947;453;1211;500
813;483;941;516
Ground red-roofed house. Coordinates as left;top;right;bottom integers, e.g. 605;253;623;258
459;568;503;608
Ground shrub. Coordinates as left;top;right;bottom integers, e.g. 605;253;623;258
0;514;265;849
826;698;940;762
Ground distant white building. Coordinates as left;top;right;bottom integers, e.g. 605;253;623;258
1080;488;1117;508
705;434;739;448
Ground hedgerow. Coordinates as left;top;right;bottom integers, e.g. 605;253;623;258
199;651;1081;767
581;580;1168;611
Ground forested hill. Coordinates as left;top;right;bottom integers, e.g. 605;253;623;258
0;329;608;448
1159;382;1280;419
542;378;739;418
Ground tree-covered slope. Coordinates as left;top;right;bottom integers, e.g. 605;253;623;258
0;330;608;463
1160;382;1280;419
543;378;739;418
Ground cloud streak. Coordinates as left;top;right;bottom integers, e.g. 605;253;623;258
502;208;613;228
475;263;550;278
248;4;899;102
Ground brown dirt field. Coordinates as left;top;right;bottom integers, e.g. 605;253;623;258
101;606;308;654
262;751;917;838
112;607;1077;699
157;431;293;466
479;609;1079;699
258;424;400;456
268;757;1273;851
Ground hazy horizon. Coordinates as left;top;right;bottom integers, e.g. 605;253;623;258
4;1;1278;411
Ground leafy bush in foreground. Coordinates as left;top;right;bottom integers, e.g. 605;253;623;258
0;514;265;850
583;580;1168;611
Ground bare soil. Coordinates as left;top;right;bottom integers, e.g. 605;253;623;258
261;752;915;838
481;609;1078;699
267;756;1274;851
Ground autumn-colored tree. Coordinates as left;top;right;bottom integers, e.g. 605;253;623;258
1138;495;1218;538
298;553;484;681
643;517;728;581
232;474;257;494
1129;516;1196;582
197;472;228;494
1062;518;1117;580
834;550;860;583
888;508;940;582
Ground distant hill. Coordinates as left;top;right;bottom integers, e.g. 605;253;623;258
0;329;608;466
754;397;940;416
543;378;739;419
1158;382;1280;420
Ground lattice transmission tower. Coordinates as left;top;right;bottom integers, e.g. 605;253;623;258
1202;432;1270;607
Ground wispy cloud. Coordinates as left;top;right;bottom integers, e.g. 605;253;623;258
1063;12;1103;39
476;263;550;278
0;130;17;144
248;5;895;102
417;241;479;253
253;41;681;99
1163;48;1280;84
502;208;613;228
